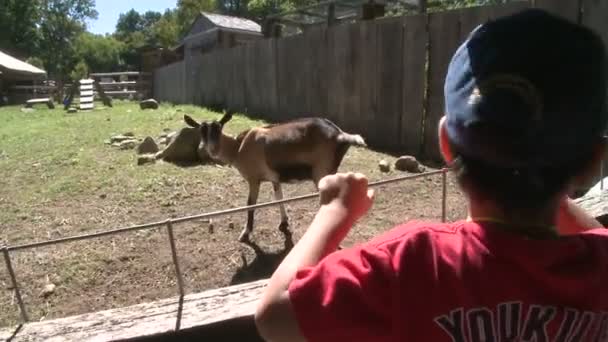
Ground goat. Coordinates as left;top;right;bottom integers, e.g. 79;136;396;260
184;112;367;242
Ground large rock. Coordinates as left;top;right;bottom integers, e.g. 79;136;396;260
140;99;159;110
119;139;138;150
395;155;423;173
137;136;159;155
574;189;608;227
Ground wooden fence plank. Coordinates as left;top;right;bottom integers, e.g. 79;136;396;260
374;17;403;150
401;14;427;155
424;9;462;160
304;26;329;117
582;0;608;54
243;39;279;119
326;23;360;132
277;34;310;120
9;280;267;342
489;0;531;20
459;4;493;38
358;20;378;145
534;0;580;23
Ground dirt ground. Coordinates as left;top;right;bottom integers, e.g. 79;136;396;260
0;103;468;327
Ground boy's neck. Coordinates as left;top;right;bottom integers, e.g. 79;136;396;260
466;198;560;239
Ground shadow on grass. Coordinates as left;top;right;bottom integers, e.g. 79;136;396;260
230;227;294;286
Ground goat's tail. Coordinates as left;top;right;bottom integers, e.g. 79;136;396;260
337;133;367;147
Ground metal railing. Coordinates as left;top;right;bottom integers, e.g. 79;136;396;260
3;168;451;327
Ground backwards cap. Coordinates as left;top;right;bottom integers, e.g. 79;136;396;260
444;9;607;168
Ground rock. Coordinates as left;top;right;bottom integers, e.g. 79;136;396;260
140;99;159;110
41;283;56;298
123;132;135;137
137;137;159;155
159;137;169;145
166;131;177;140
119;139;138;150
378;160;390;173
104;139;111;145
395;155;422;173
137;155;156;165
574;190;608;227
67;108;77;113
110;135;133;143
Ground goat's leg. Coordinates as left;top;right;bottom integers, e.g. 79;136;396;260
239;181;260;242
272;182;289;231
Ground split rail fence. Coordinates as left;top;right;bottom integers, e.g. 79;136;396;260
3;169;449;330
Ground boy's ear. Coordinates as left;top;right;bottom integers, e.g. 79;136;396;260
438;116;455;165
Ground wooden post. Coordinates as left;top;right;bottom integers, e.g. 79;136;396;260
327;3;336;26
418;0;427;14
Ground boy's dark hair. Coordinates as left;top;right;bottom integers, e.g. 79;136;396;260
443;9;607;211
448;139;599;212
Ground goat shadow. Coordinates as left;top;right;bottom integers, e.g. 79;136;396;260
230;228;294;286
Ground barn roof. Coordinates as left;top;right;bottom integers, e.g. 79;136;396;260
200;12;262;33
0;50;46;77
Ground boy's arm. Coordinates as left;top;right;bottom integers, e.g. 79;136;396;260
254;173;374;342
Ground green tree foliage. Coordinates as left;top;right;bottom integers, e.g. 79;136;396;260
0;0;41;58
37;0;98;83
25;57;45;69
74;32;124;72
153;10;181;48
176;0;217;36
70;60;89;81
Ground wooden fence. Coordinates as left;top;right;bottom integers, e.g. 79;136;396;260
154;0;608;161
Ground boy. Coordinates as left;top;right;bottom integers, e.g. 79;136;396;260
255;8;608;341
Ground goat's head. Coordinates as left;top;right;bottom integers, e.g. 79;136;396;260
184;112;233;158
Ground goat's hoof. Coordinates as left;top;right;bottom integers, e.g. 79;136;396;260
238;229;250;243
278;221;290;232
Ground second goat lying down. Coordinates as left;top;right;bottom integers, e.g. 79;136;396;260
184;112;367;242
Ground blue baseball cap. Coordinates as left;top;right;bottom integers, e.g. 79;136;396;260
444;9;607;168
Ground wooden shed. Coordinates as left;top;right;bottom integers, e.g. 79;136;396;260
175;12;263;62
0;50;47;105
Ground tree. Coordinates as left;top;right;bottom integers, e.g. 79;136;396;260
153;9;181;48
0;0;41;58
176;0;217;36
74;32;124;72
70;60;89;81
115;9;143;41
37;0;98;87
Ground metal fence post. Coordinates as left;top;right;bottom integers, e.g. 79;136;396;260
165;220;185;331
2;246;29;322
441;168;448;223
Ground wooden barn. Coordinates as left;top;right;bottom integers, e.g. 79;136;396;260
175;12;263;61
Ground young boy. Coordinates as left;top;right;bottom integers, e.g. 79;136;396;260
255;8;608;342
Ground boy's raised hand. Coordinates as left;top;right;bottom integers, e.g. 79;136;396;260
318;172;375;224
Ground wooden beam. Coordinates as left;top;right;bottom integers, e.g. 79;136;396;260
297;9;327;18
8;279;268;341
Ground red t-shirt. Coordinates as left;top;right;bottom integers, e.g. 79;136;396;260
288;220;608;341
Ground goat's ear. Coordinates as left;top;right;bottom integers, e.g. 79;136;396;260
219;111;233;126
184;115;200;128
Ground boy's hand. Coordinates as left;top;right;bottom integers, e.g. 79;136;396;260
318;172;375;223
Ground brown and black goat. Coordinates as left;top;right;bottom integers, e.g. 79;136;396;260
184;112;367;242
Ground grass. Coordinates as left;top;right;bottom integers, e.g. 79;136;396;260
0;101;467;328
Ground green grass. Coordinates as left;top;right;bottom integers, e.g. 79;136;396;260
0;101;265;243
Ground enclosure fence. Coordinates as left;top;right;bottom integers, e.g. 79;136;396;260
2;168;449;329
